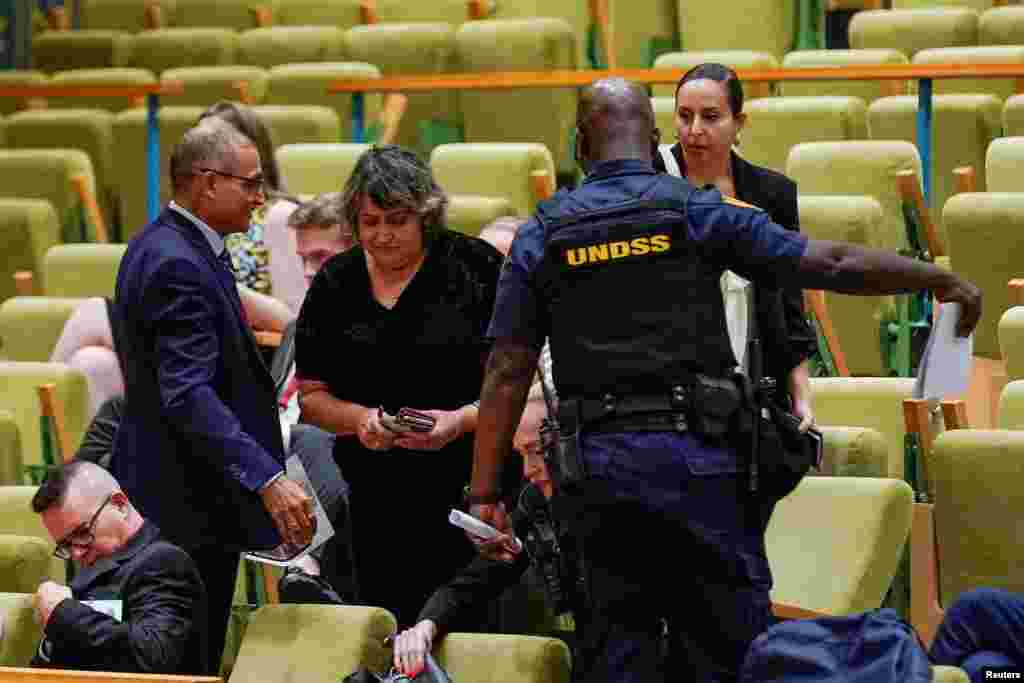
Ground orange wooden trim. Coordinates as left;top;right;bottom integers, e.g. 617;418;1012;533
896;169;945;258
910;502;944;649
261;566;280;604
772;602;827;620
1017;77;1024;96
939;400;968;430
531;170;555;203
360;0;378;24
13;271;34;296
467;0;487;20
71;174;109;244
143;1;164;30
376;93;408;146
881;79;907;97
1010;279;1024;306
250;5;273;28
234;80;254;105
253;330;283;347
952;166;976;195
328;63;1024;94
37;383;73;463
903;398;936;500
0;668;221;683
804;289;850;377
47;6;70;30
0;84;182;99
588;0;616;70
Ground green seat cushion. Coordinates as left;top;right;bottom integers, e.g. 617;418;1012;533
0;297;84;363
43;244;126;298
0;592;43;666
849;8;979;58
49;68;157;113
161;65;269;107
0;71;48;117
0;149;97;244
651;50;778;99
677;0;797;60
0;410;23;486
0;535;55;593
446;195;518;237
817;426;889;478
781;49;909;101
266;62;382;145
914;46;1024;99
0;199;60;302
32;30;134;73
276;143;370;196
430;142;556;218
128;28;239;74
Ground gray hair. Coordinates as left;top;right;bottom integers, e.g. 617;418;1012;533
169;119;254;194
340;145;447;244
288;192;348;232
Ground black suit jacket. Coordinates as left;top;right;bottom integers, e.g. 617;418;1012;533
112;207;285;551
654;145;818;401
32;522;207;674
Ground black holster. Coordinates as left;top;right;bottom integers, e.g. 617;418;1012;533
550;400;587;490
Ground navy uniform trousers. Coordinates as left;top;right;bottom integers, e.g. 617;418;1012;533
930;588;1024;682
563;429;778;683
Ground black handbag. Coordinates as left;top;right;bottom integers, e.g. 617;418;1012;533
342;654;452;683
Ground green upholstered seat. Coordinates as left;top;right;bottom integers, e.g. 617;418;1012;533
276;143;370;196
797;195;895;377
781;49;910;101
914;46;1024;99
266;62;381;145
170;0;274;29
127;28;239;74
0;592;42;666
48;68;157;113
933;667;971;683
743;96;868;175
343;22;458;152
430;143;556;218
894;0;993;7
4;109;117;230
1000;311;1024;385
787;140;923;254
0;487;63;582
78;0;176;31
0;71;48;117
944;193;1024;359
849;8;979;59
867;95;1002;219
767;476;914;615
238;27;346;69
651;50;778;99
931;429;1024;606
0;412;22;487
254;106;342;154
0;199;60;303
1004;96;1024;137
447;195;518;237
0;535;55;593
0;149;98;244
816;426;890;478
273;0;362;27
809;377;921;480
375;0;470;23
979;5;1024;45
997;379;1024;427
676;0;797;60
161;66;269;107
228;605;395;682
43;244;126;298
433;633;571;683
111;105;203;240
608;0;678;68
454;19;577;175
32;30;134;73
984;136;1024;192
0;297;83;363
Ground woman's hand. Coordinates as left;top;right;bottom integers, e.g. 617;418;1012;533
356;407;397;451
393;408;467;451
393;619;438;677
789;361;815;433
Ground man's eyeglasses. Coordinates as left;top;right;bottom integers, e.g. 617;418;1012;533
53;494;113;560
194;168;266;194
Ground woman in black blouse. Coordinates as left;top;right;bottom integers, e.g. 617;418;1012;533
654;63;818;428
294;146;504;626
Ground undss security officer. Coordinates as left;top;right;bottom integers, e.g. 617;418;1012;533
467;77;982;683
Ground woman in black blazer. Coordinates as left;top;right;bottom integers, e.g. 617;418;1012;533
653;62;819;429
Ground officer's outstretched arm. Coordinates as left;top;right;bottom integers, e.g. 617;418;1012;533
470;338;540;519
799;239;982;337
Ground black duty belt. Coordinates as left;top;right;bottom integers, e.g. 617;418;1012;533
577;388;691;434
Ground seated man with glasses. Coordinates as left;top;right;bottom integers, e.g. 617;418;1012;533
29;460;208;674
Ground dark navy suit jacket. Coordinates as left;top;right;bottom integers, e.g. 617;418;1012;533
112;207;284;552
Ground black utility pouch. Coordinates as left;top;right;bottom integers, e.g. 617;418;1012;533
692;374;742;443
758;404;816;499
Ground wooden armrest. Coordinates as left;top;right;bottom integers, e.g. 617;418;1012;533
1010;279;1024;306
250;5;273;27
772;602;827;620
14;271;34;296
804;289;850;377
940;400;968;430
910;501;944;648
903;398;938;502
253;331;283;348
71;174;109;244
531;170;555;203
0;668;222;683
38;383;73;463
144;1;165;30
896;169;945;258
467;0;488;20
376;93;409;146
587;0;616;69
952;166;976;195
233;80;254;105
360;0;378;24
47;6;70;30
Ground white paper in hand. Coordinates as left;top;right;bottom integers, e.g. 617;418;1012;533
914;302;974;400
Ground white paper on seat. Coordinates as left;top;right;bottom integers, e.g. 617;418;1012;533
913;302;974;401
244;454;335;567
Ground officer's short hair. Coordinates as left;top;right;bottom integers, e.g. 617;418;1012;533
340;145;447;245
169;119;253;194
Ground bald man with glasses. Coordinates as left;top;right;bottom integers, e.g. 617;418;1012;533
29;461;207;674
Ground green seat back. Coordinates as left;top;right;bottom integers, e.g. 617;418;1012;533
238;27;346;68
32;30;134;73
0;297;83;363
430;142;556;218
985;136;1024;192
0;411;22;487
256;107;342;157
782;49;910;101
651;50;778;99
997;379;1024;428
979;6;1024;45
433;633;571;683
677;0;797;60
0;535;55;593
0;71;48;117
276;143;370;196
1000;310;1024;385
274;0;362;27
49;68;157;113
0;486;63;582
128;28;238;74
0;199;60;303
161;66;269;107
447;195;518;237
608;0;678;69
849;8;979;59
171;0;274;29
0;592;42;666
914;46;1024;100
43;244;126;298
79;0;177;31
816;426;889;478
0;149;97;244
1004;96;1024;137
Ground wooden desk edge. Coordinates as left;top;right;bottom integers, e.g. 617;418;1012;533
0;669;220;683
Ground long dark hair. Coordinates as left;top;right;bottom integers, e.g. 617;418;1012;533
675;63;745;116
